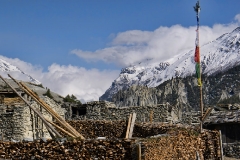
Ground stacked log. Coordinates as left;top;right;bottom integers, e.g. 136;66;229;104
0;139;135;160
67;120;127;139
0;120;221;159
201;131;221;159
133;123;173;137
142;130;221;160
66;121;195;139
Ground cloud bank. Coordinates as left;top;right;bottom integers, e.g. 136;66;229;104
0;15;239;102
0;55;119;103
71;23;238;67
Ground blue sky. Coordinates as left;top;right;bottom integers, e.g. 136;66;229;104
0;0;240;102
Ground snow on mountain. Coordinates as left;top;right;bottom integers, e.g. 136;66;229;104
0;58;41;84
100;27;240;101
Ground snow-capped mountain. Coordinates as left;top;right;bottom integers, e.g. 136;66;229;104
0;58;41;84
100;27;240;101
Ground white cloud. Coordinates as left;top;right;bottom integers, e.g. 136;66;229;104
40;64;119;102
234;14;240;23
71;23;238;67
0;56;119;102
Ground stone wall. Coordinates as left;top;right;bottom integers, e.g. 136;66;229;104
77;101;181;123
0;103;25;141
223;142;240;158
0;96;66;141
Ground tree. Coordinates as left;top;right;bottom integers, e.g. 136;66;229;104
43;89;53;99
63;94;81;104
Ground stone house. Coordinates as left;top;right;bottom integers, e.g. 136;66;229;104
0;90;66;141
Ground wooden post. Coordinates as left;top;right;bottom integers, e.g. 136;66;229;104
194;0;204;133
150;110;153;123
200;86;204;133
128;113;136;139
0;75;62;138
29;108;35;140
137;143;141;160
40;105;44;138
125;114;132;139
219;130;224;160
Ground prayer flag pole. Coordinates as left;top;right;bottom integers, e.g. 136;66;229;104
194;0;204;133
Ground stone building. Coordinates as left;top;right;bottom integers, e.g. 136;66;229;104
0;90;66;141
76;101;181;123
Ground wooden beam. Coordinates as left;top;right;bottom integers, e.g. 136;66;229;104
125;114;132;139
46;119;76;138
202;108;213;123
19;81;82;138
128;112;136;139
8;74;84;139
0;75;62;138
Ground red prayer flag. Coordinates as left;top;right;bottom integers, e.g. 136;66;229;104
194;46;200;63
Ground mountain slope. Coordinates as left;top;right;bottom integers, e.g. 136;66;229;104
0;58;40;84
112;64;240;110
100;27;240;101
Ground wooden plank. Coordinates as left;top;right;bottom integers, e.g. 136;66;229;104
137;143;141;160
128;113;136;139
125;114;132;139
0;75;62;138
219;130;224;160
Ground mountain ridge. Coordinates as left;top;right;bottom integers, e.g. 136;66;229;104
100;27;240;101
0;58;40;85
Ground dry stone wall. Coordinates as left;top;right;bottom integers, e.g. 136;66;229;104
0;96;66;141
0;103;25;141
77;101;180;123
223;142;240;158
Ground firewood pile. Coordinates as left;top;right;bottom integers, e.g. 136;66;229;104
66;120;127;139
0;138;135;160
133;123;182;137
66;121;190;139
0;119;221;160
142;130;221;160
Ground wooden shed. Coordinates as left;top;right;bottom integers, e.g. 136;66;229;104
204;110;240;143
